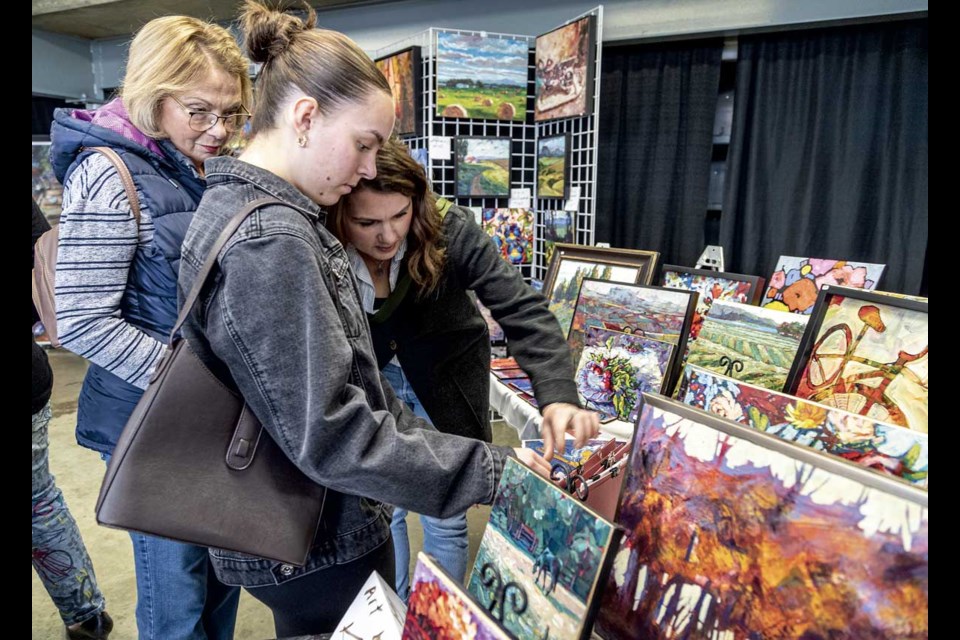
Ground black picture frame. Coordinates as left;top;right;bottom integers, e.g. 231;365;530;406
537;132;570;199
570;277;699;395
453;136;512;197
659;264;766;305
534;14;597;122
783;285;929;425
375;45;422;137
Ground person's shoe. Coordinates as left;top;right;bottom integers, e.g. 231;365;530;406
65;611;113;640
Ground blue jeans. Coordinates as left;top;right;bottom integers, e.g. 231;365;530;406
32;403;106;626
102;453;241;639
382;362;469;600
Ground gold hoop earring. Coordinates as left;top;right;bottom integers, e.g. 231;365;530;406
297;134;308;148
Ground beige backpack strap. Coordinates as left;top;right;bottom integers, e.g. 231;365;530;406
85;146;141;226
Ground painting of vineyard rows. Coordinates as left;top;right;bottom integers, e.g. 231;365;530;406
684;299;808;392
676;365;928;486
595;395;928;640
467;458;618;640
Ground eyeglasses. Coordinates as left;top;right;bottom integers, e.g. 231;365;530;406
170;96;251;133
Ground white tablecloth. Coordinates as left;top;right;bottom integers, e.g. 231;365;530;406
488;374;635;442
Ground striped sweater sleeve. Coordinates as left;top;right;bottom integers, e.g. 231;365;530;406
54;152;166;390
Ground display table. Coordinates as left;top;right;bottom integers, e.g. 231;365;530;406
488;374;634;441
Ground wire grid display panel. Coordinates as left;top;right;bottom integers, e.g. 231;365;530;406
533;6;603;283
375;28;537;281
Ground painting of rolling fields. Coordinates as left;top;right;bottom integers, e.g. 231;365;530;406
684;299;808;391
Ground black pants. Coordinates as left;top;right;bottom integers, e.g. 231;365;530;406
246;538;396;638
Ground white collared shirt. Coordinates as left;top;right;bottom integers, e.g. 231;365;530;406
345;238;408;314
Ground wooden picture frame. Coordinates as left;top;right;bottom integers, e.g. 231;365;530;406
660;264;765;305
454;136;512;197
784;285;928;432
534;15;597;122
542;243;660;337
595;391;928;639
536;132;570;198
375;45;422;137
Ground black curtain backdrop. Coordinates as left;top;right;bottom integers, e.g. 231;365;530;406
596;39;722;268
720;19;928;295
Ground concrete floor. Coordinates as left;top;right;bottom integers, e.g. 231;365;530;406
33;348;518;639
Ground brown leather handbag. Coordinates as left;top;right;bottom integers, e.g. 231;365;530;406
95;198;326;567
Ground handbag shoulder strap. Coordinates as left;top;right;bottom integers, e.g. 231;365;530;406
171;197;284;341
84;146;141;226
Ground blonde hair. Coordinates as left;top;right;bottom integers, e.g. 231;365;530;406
238;0;390;134
328;138;446;296
121;15;252;138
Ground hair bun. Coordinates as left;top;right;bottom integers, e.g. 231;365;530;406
239;0;317;64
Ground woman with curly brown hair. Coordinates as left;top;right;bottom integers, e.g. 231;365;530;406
327;137;599;600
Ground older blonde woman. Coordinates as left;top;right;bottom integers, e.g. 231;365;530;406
50;15;251;639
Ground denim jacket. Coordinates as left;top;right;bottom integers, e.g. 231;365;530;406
177;156;512;587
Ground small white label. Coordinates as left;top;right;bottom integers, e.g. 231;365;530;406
511;188;531;199
563;186;581;212
428;136;452;161
508;198;531;209
467;206;484;225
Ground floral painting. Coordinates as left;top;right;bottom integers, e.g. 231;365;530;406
566;279;694;391
482;208;534;264
685;299;809;391
761;256;885;315
436;31;529;121
575;326;674;423
793;291;928;432
467;458;618;640
677;365;928;486
595;396;928;640
403;553;512;640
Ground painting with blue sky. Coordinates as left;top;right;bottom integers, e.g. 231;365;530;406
436;31;529;121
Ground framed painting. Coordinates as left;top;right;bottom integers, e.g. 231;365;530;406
567;278;697;391
536;132;570;198
684;299;809;392
660;264;765;341
375;46;421;136
543;243;660;337
403;552;512;640
435;31;529;121
595;393;928;640
467;458;621;640
454;137;511;197
534;15;597;122
676;364;928;486
32;136;62;226
784;285;928;432
482;207;534;264
542;210;573;266
761;255;886;315
575;326;675;423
